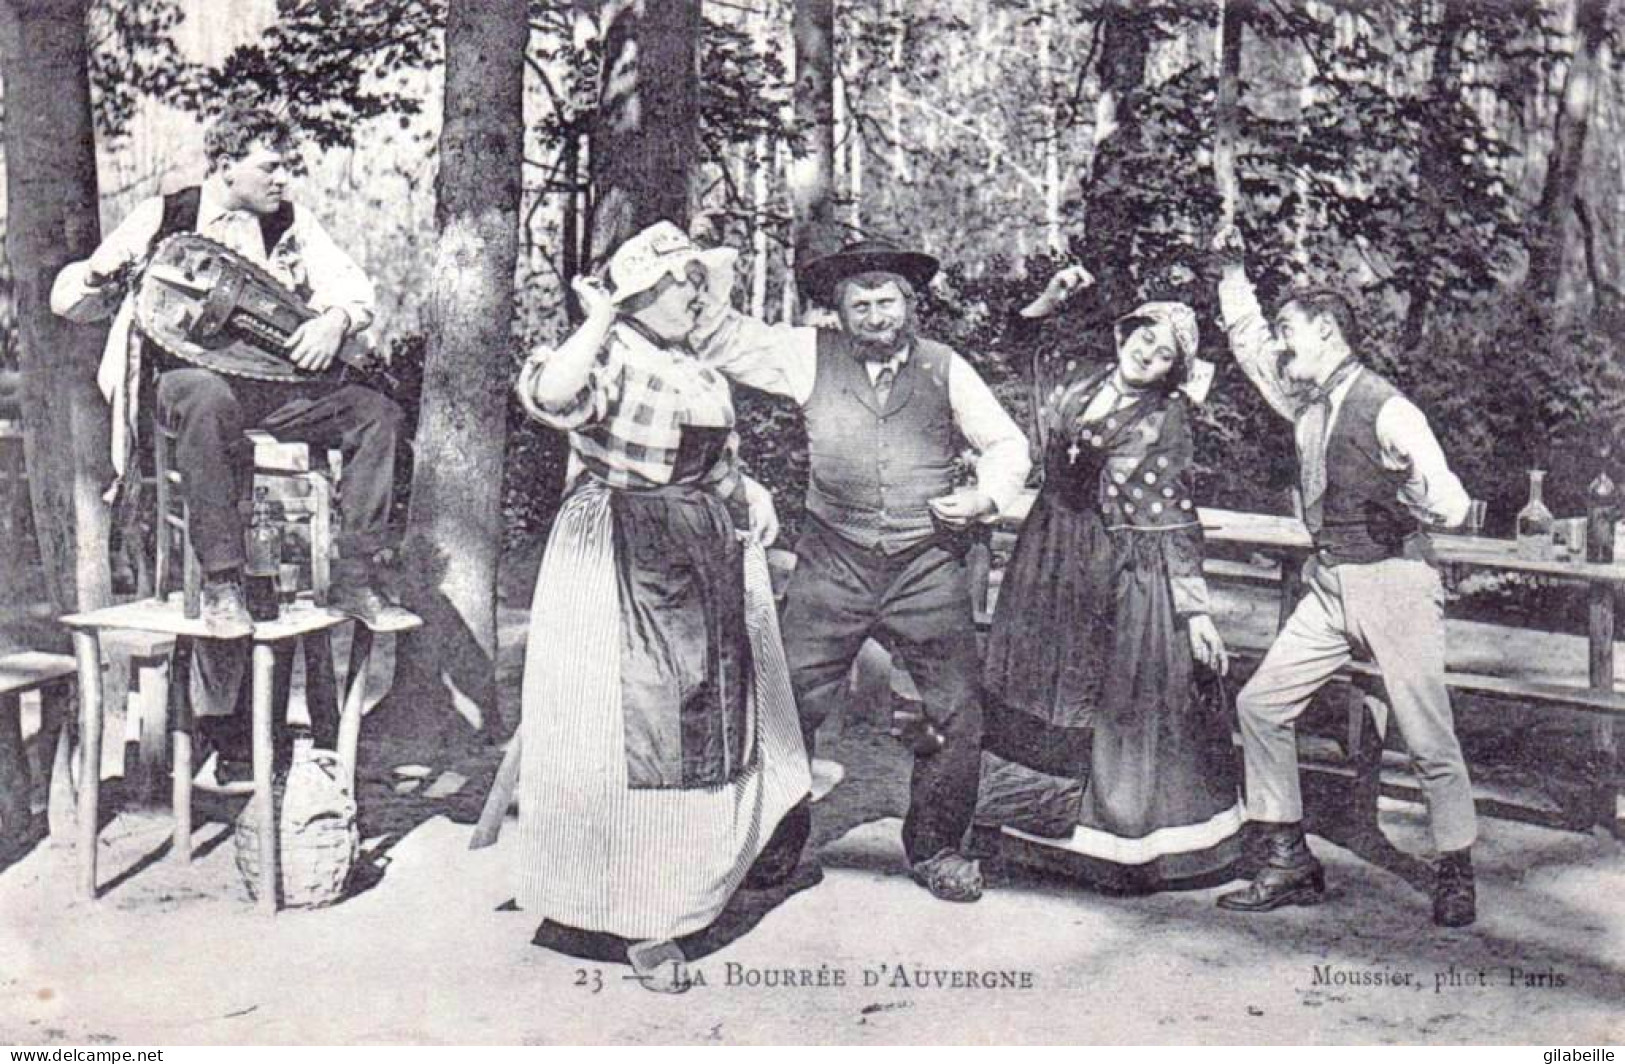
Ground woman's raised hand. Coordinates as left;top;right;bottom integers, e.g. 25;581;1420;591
1210;224;1246;267
1021;264;1094;319
572;275;618;322
742;475;780;547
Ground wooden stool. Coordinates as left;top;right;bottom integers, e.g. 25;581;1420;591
153;415;342;618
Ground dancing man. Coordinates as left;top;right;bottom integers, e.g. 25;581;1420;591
1212;224;1477;927
694;238;1031;903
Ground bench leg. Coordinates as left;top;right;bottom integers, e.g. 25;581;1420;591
1588;581;1617;832
129;653;170;805
251;643;278;915
0;692;28;843
302;634;340;750
1593;717;1619;834
470;734;521;851
73;631;103;901
311;476;333;608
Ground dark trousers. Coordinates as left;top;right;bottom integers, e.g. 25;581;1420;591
158;367;403;723
157;367;403;572
780;519;984;864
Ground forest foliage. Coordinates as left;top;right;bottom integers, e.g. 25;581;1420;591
21;0;1625;542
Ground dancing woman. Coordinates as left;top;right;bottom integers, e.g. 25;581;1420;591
513;222;811;990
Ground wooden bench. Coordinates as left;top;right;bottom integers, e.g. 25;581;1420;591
0;651;78;845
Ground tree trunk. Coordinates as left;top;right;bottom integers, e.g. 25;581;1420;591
833;70;847;218
561;128;582;317
1213;0;1248;229
386;0;527;743
1092;3;1149;153
887;0;909;186
1402;0;1467;350
850;109;865;231
1528;0;1608;304
791;0;838;263
0;0;113;615
778;137;798;322
1291;47;1315;270
1039;0;1063;253
1083;4;1150;311
590;0;701;260
751;134;770;318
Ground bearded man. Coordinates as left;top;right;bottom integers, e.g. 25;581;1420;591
691;239;1031;903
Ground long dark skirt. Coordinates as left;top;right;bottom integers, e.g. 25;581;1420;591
978;490;1243;891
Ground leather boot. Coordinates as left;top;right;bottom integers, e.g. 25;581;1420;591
328;555;393;627
1216;821;1326;912
1433;848;1476;927
200;574;254;639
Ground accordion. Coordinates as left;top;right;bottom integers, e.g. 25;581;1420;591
133;233;376;383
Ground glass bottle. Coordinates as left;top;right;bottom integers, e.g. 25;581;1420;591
1515;469;1554;561
1587;446;1617;564
244;486;282;621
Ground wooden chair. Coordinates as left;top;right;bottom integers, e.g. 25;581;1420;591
153;411;342;618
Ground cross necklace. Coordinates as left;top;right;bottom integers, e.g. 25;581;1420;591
1068;377;1142;463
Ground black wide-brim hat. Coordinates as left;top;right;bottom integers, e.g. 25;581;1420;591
798;240;940;307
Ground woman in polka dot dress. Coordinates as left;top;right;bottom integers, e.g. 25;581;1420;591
976;273;1244;893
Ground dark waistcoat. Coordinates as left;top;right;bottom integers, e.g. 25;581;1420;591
804;329;960;554
1316;369;1421;566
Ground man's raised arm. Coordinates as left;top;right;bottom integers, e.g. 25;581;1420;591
688;255;819;405
1212;225;1300;422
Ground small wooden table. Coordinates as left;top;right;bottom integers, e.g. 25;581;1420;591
60;597;421;913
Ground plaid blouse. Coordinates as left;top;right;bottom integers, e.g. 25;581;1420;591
517;322;741;495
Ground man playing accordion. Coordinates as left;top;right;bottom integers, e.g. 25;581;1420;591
51;106;402;781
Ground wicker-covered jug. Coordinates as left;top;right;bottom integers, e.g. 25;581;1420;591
233;731;358;908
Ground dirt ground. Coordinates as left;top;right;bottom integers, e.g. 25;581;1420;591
1;559;1622;1045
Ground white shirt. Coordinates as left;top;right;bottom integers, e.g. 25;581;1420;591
51;177;376;482
1218;268;1470;529
691;306;1032;518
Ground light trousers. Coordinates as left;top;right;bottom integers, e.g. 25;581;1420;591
1236;556;1477;853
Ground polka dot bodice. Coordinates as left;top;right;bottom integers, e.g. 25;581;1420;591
1044;375;1199;530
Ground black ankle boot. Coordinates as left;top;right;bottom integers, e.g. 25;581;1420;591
1216;821;1326;912
1433;848;1476;927
329;556;394;627
196;715;253;785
